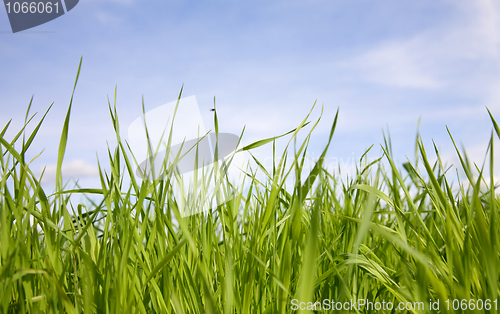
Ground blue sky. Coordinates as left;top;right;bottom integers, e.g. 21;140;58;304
1;0;499;185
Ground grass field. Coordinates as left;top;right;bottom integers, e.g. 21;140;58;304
1;62;500;313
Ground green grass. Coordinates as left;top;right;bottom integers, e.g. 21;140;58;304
1;61;500;313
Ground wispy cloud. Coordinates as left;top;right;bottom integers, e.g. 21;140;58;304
341;1;500;91
38;159;99;183
342;39;445;89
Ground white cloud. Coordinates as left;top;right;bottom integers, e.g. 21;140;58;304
343;38;444;89
341;0;500;91
93;10;124;27
38;159;99;183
